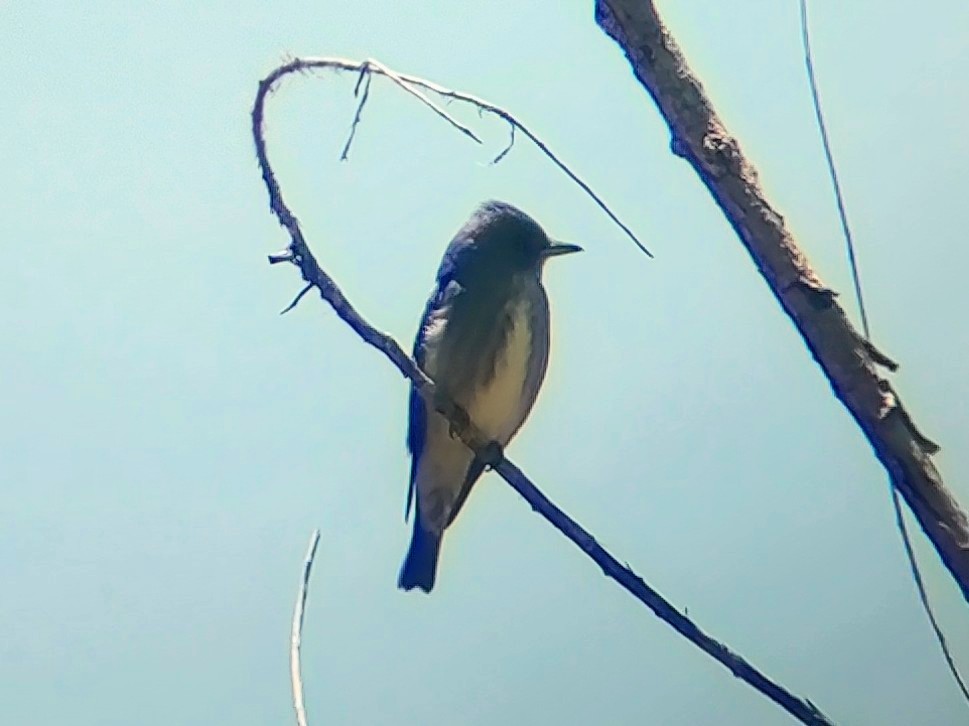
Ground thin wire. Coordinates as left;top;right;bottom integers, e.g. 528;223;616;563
798;0;870;339
799;0;969;706
892;487;969;701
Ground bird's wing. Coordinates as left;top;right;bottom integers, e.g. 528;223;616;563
404;391;424;523
405;277;463;521
443;461;485;528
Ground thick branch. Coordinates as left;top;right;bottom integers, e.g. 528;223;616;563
596;0;969;602
252;57;836;725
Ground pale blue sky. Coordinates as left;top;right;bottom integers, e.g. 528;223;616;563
3;1;968;724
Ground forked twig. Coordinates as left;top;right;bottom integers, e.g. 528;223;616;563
257;56;651;258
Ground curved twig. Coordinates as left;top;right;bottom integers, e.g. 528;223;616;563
256;56;651;258
252;56;833;725
291;529;321;726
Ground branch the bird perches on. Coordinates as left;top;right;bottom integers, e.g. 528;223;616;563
253;56;835;726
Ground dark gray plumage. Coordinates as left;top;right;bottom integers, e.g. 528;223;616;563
399;201;581;592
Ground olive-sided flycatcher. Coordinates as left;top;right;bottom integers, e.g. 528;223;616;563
399;201;581;592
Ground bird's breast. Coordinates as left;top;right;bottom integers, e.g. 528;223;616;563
466;300;533;444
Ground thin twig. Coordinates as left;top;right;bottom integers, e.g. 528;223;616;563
254;56;651;257
799;0;969;707
252;56;832;725
891;483;969;703
281;283;314;315
491;123;516;165
798;0;869;339
494;457;832;725
269;248;295;265
291;529;321;726
340;68;373;161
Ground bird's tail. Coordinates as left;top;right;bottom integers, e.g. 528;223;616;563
398;515;442;593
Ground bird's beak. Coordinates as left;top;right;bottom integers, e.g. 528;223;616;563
541;240;583;259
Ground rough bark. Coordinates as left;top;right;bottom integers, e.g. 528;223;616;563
596;0;969;602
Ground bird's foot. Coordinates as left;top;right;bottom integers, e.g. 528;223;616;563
434;391;471;440
479;441;504;470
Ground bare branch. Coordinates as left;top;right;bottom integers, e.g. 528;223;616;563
291;529;321;726
596;0;969;603
252;56;835;725
254;55;651;258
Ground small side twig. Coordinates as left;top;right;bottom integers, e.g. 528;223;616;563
281;283;314;315
340;68;373;161
268;249;295;265
490;123;516;165
291;529;321;726
253;55;651;257
798;0;870;339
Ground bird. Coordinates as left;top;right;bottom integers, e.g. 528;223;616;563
399;200;581;592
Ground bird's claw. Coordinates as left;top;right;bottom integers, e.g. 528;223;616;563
434;392;470;440
447;406;470;439
479;441;504;470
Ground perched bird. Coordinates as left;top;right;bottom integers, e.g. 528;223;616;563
399;201;581;592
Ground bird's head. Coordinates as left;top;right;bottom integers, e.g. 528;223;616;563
446;201;582;283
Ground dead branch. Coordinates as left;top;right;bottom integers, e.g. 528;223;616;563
596;0;969;603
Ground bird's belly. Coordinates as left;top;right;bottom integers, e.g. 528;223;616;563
466;304;532;444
